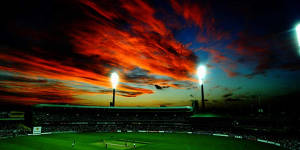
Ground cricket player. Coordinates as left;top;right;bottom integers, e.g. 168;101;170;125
72;139;75;148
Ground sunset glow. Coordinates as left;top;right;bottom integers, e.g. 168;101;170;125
1;0;300;107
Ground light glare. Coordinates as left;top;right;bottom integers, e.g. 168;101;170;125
111;72;119;89
297;24;300;47
197;65;206;85
199;79;203;85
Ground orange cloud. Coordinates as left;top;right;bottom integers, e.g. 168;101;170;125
0;79;81;105
170;0;229;43
0;52;154;98
0;0;201;105
73;0;198;82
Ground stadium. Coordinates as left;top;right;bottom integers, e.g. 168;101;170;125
1;0;300;150
0;103;299;150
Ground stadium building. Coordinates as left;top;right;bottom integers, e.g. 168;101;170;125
1;0;300;149
0;102;299;149
31;104;193;133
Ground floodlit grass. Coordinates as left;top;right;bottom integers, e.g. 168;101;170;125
0;132;286;150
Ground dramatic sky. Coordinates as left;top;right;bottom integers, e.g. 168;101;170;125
1;0;300;108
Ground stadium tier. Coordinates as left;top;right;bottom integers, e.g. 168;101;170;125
31;104;193;133
0;104;299;149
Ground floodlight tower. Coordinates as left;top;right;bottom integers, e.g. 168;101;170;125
197;65;206;111
111;72;119;107
296;24;300;51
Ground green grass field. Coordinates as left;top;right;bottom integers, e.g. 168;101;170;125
0;132;286;150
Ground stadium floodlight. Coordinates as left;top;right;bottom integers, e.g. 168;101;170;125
197;65;206;85
296;24;300;47
111;72;119;89
197;65;206;111
110;72;119;107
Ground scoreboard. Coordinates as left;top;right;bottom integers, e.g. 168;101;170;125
33;126;42;135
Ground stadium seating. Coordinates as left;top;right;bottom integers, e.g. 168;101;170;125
1;104;299;150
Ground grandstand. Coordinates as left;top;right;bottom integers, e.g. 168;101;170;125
1;104;300;149
32;104;193;133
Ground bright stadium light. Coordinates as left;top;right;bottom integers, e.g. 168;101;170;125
197;65;207;111
110;72;119;107
296;24;300;47
197;65;206;85
111;72;119;89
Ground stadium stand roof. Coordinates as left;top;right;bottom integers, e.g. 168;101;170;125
33;104;193;112
190;113;230;118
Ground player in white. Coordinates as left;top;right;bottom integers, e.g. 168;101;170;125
72;139;75;148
